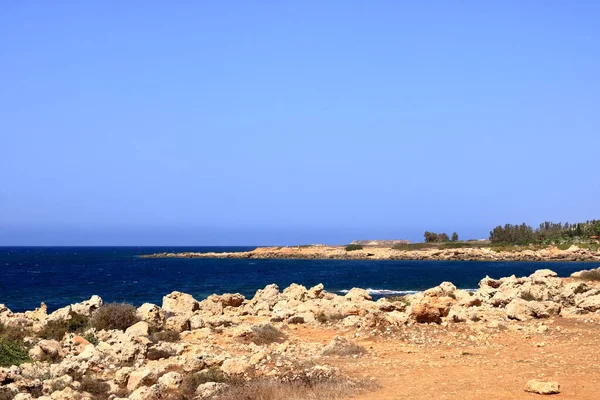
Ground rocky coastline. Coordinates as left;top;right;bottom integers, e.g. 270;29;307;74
2;267;600;399
141;244;600;262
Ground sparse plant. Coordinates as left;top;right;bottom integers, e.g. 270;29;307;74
90;303;139;331
215;376;376;400
151;329;180;343
315;311;345;324
83;333;99;346
247;324;286;345
80;375;111;396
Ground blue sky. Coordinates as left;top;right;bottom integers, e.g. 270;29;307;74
1;1;599;245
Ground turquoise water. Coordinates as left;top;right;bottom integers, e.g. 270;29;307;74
0;247;595;312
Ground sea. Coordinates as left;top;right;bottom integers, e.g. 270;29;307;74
0;247;596;313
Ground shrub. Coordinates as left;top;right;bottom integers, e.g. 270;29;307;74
90;303;139;331
344;244;363;252
0;338;30;367
151;330;180;343
0;388;16;400
80;376;111;396
248;324;286;345
385;296;410;306
322;340;366;357
40;312;89;341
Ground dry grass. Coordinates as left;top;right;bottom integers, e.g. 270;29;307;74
80;376;111;397
215;377;375;400
322;342;366;357
151;329;181;343
90;303;139;331
246;324;286;345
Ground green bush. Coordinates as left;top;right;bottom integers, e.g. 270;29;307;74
90;303;139;331
0;338;30;367
344;244;363;252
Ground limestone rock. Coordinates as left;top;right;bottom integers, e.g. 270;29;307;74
524;379;560;394
344;288;372;302
125;321;149;337
410;303;442;323
221;358;252;375
158;371;183;390
162;292;199;314
506;299;561;321
196;382;229;398
136;303;165;327
29;339;64;362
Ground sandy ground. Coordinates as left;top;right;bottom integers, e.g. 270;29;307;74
283;315;600;399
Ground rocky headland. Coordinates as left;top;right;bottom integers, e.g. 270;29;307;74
2;267;600;399
141;244;600;262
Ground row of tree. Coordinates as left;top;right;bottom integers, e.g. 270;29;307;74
489;220;600;245
424;231;459;243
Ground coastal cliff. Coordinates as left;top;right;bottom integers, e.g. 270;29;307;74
141;244;600;262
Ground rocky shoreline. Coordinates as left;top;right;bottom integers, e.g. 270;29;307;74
141;244;600;262
2;267;600;399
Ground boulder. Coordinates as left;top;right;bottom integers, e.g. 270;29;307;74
524;379;560;394
196;382;229;398
218;293;245;308
136;303;165;327
221;358;252;375
29;339;64;362
344;288;372;302
506;299;561;321
165;315;190;332
162;292;199;314
158;371;183;390
576;294;600;312
410;303;442;323
127;368;158;392
307;283;325;299
125;321;149;337
281;284;308;301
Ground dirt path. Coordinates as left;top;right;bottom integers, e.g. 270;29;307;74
289;315;600;399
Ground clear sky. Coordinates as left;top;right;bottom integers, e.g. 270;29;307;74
1;1;599;246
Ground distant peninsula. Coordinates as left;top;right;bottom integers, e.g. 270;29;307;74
141;243;600;262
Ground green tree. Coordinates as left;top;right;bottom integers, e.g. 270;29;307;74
451;232;459;242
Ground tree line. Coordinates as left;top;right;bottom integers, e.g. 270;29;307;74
489;220;600;245
424;231;459;243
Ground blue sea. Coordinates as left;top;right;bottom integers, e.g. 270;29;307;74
0;247;596;313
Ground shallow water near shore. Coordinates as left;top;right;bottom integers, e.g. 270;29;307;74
0;246;596;312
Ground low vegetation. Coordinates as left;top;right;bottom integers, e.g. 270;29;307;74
344;244;363;251
0;323;31;367
322;342;366;357
216;377;374;400
90;303;139;331
151;329;181;343
40;311;89;340
246;324;286;345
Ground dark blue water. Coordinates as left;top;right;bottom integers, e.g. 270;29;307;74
0;247;597;313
